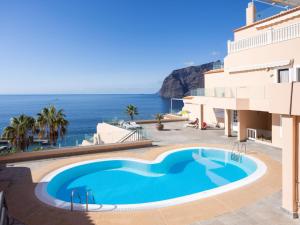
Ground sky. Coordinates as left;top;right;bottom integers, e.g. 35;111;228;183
0;0;252;94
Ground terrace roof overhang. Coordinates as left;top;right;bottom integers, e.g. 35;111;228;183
261;0;300;7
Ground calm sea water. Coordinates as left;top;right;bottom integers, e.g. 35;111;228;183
0;94;183;147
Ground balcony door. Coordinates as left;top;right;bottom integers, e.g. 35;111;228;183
278;69;290;83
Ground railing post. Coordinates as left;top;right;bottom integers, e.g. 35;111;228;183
86;191;89;212
267;28;273;44
227;40;231;54
70;190;74;211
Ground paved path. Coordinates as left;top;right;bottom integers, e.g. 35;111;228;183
192;192;298;225
142;122;282;162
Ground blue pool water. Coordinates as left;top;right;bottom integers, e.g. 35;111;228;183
46;148;258;205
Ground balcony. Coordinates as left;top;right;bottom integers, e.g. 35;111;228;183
189;86;270;111
190;86;268;99
269;82;300;115
189;82;300;115
228;22;300;54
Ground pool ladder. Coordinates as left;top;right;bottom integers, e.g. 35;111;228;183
231;141;247;162
70;190;95;212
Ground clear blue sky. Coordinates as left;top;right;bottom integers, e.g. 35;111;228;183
0;0;251;94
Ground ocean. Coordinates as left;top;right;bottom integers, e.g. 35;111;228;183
0;94;183;147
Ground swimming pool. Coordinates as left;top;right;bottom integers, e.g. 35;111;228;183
35;147;267;211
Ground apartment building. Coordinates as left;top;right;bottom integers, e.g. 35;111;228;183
183;0;300;216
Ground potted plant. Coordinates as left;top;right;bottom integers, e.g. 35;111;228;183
155;114;164;130
201;122;207;130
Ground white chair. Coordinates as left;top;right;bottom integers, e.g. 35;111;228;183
118;120;125;127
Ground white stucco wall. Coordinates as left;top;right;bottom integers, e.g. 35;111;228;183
96;123;131;144
272;114;283;148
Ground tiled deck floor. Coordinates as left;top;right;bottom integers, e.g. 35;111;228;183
192;192;296;225
0;122;297;225
141;122;282;162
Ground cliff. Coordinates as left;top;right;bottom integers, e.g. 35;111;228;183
159;61;219;98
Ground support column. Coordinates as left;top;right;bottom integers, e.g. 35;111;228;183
282;115;297;217
225;109;232;137
199;104;204;129
238;110;247;141
297;116;300;216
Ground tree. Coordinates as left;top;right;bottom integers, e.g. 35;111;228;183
36;105;69;145
125;105;138;120
2;114;36;151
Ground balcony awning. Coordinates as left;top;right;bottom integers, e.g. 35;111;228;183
228;60;293;73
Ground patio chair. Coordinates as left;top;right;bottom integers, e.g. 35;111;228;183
123;121;141;130
118;120;125;127
185;118;199;129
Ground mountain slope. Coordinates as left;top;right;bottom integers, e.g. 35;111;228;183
159;61;219;98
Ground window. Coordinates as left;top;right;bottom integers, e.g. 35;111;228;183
278;69;290;83
233;110;238;123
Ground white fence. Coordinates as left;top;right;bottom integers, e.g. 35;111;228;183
247;128;272;141
228;22;300;53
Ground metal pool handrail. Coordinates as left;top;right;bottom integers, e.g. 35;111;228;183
231;141;247;162
71;190;95;212
232;141;247;154
0;192;9;225
70;190;82;211
85;190;95;212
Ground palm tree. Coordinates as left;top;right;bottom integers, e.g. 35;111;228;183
125;105;138;120
2;114;36;151
36;105;69;145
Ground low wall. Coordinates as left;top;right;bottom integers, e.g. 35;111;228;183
97;123;131;144
135;118;188;124
0;140;153;164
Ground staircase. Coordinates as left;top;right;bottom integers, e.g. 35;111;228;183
117;129;144;143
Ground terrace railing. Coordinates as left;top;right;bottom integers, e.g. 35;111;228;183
228;22;300;54
191;87;232;98
117;129;146;143
190;86;269;99
247;128;272;142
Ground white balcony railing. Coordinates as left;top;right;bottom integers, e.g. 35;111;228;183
247;128;272;142
228;22;300;54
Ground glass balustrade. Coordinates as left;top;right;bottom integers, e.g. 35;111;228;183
190;86;268;99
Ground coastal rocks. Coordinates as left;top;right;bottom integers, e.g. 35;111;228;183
159;61;220;98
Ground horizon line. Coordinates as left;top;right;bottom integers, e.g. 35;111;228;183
0;93;159;96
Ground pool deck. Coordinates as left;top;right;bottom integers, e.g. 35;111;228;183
0;121;297;225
